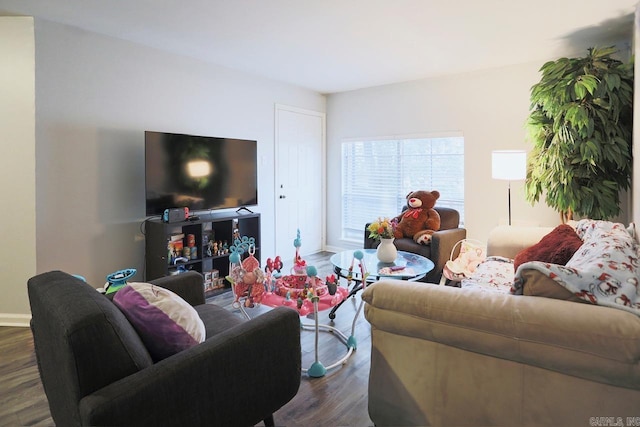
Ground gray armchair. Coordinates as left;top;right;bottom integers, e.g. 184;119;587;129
27;270;301;427
364;207;466;283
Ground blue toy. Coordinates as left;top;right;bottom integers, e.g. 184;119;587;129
104;268;137;294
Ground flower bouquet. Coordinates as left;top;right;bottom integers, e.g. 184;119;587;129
367;217;397;240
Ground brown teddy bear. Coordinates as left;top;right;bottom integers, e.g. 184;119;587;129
393;190;441;244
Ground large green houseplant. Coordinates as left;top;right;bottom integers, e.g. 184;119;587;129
525;46;633;222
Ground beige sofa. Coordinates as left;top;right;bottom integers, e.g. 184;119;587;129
362;225;640;427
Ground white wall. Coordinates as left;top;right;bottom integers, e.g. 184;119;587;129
0;17;36;324
326;62;573;249
2;17;325;322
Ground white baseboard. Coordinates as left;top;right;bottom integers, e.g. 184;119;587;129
324;244;352;253
0;313;31;327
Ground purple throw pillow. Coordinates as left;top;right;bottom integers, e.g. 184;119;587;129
113;282;205;361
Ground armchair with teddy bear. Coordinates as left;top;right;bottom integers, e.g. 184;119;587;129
363;190;467;283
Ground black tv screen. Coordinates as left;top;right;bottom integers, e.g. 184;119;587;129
145;131;258;216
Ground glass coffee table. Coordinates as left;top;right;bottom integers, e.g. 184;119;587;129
328;249;434;319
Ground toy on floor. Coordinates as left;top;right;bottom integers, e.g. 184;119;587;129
104;268;136;294
261;229;348;316
272;231;331;311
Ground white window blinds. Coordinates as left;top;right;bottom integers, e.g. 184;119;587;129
341;135;464;241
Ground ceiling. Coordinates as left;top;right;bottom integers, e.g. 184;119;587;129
0;0;637;94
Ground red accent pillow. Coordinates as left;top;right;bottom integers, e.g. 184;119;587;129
513;224;583;272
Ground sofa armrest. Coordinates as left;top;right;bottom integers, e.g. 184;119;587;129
79;306;301;427
362;280;640;389
149;271;206;306
486;225;553;258
430;227;466;281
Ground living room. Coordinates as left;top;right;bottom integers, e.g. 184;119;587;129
1;0;639;355
2;1;640;426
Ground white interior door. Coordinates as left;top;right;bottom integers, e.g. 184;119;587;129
275;105;325;263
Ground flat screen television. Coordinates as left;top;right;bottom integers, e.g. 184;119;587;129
145;131;258;216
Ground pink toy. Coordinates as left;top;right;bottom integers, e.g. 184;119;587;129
229;242;265;308
443;239;485;283
261;229;347;315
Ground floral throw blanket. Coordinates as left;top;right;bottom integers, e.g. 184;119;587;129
460;256;514;292
511;220;640;316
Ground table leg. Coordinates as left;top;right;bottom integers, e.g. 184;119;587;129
328;280;362;320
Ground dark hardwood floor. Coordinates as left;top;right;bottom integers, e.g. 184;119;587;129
0;326;52;426
0;252;374;426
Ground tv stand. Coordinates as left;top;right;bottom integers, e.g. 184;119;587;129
236;206;254;214
145;211;260;298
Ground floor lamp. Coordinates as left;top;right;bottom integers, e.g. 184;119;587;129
492;150;526;226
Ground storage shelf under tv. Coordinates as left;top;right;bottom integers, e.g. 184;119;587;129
144;211;260;298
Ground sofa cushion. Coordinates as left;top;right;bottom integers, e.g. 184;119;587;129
519;269;586;302
194;303;245;338
113;283;206;361
513;224;582;272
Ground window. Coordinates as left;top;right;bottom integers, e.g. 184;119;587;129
341;135;464;241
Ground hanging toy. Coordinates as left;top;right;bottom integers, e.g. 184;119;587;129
265;256;283;276
241;244;265;307
228;235;265;312
265;255;283;293
227;242;246;307
325;274;338;296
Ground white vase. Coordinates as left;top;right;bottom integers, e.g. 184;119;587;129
376;238;398;263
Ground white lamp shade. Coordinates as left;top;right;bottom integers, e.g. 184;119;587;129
492;150;526;181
